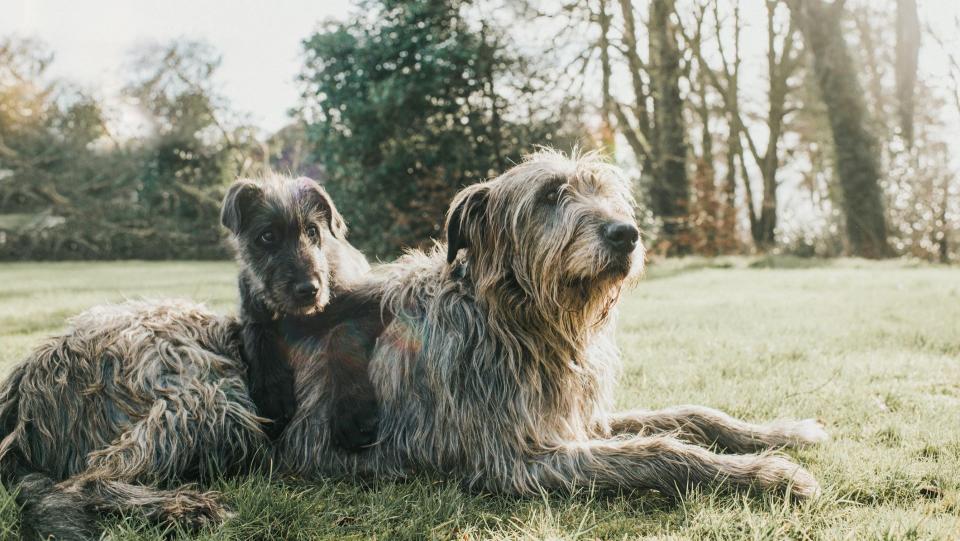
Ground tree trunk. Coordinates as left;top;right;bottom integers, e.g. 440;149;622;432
895;0;920;146
479;25;505;173
721;5;745;253
695;56;718;255
754;0;797;251
649;0;691;255
722;131;741;251
937;180;950;263
788;0;891;258
610;0;656;184
597;0;617;153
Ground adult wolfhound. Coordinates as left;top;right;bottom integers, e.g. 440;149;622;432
278;148;827;497
1;150;826;538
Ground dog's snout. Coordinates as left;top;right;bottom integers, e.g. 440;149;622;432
293;280;320;301
603;222;639;253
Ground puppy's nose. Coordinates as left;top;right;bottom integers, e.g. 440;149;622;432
603;222;639;253
293;280;320;301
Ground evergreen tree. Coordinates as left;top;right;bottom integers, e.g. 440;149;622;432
299;0;580;256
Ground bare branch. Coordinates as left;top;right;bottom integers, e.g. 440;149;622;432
613;101;654;159
617;0;651;116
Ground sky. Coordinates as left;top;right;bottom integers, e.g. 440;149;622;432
2;0;958;146
1;0;351;133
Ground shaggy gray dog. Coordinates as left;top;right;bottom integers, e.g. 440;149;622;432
278;149;827;498
0;150;827;539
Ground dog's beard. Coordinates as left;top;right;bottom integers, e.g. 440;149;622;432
621;244;646;281
564;243;644;287
253;275;331;318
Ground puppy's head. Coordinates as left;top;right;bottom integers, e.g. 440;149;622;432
221;175;350;317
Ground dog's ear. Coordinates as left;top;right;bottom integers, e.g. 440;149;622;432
296;177;348;240
221;180;262;234
446;183;489;264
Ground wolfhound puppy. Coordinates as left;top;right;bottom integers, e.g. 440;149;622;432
0;175;376;539
279;149;827;499
221;175;375;443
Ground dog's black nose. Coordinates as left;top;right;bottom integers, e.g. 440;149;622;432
293;280;320;301
603;222;639;253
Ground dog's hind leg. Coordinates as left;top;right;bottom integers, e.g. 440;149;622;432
601;406;828;453
17;374;265;538
16;472;227;540
525;435;821;499
84;378;267;483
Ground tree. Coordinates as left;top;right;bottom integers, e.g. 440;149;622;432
0;37;55;183
895;0;920;146
649;0;692;254
0;38;259;260
598;0;691;255
787;0;891;259
841;4;956;263
678;1;802;252
299;0;579;257
125;41;257;226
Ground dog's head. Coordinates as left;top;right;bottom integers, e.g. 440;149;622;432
445;149;643;318
221;174;352;317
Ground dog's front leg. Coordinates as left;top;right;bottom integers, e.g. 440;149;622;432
522;435;821;499
600;406;828;453
325;317;381;451
242;322;297;440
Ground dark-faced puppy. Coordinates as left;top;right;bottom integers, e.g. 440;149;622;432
221;174;377;446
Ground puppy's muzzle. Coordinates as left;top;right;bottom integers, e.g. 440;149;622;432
293;279;321;305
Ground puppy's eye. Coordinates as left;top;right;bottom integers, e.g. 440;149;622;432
306;225;320;240
258;231;277;245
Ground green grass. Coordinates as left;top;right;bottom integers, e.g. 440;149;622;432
0;258;958;539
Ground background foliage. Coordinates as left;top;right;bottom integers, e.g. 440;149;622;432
0;0;957;261
298;0;582;254
0;40;259;259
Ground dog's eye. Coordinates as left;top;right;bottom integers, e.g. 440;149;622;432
305;225;320;240
543;185;563;205
258;231;277;245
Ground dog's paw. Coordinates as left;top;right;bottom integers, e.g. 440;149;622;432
331;397;380;451
757;418;830;450
756;455;822;500
784;418;830;446
163;489;230;532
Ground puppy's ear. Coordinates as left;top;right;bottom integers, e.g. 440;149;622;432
221;180;262;234
296;177;348;240
446;183;489;264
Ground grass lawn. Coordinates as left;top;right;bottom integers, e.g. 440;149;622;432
0;257;958;539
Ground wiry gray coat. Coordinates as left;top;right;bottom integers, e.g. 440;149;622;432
0;300;264;538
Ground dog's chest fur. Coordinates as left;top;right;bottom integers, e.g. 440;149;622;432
371;255;621;473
